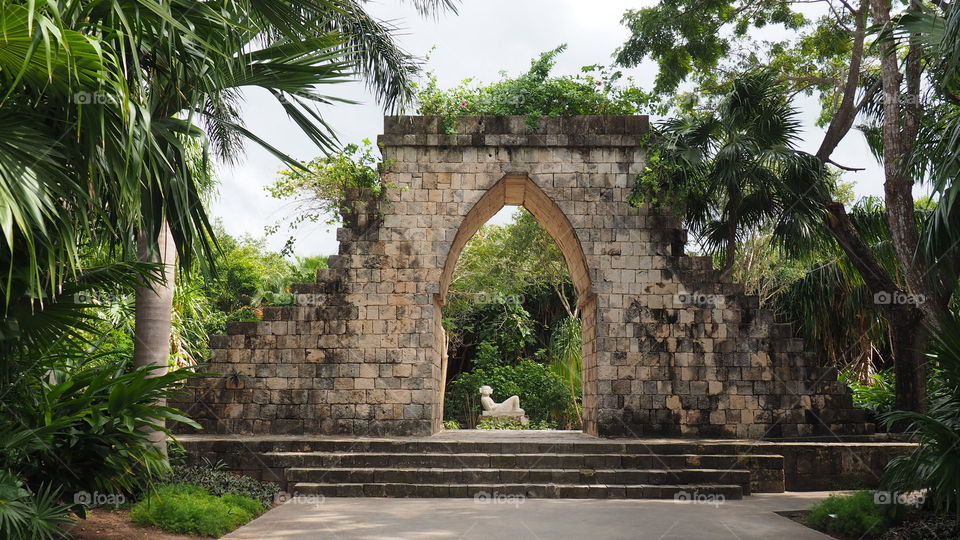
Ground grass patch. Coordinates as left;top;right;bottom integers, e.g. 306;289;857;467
805;491;904;538
130;484;265;537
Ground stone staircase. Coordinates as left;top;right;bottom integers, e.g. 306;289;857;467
185;433;792;500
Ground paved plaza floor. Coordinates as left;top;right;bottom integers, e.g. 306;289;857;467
223;491;833;539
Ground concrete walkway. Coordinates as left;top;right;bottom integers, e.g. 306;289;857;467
224;492;833;539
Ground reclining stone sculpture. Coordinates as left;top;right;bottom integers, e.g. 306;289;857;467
479;385;528;425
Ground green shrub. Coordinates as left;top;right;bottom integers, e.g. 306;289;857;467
444;359;576;427
476;417;555;430
220;493;264;516
166;460;279;507
442;420;461;430
417;45;653;132
805;491;903;537
130;484;265;537
0;470;73;540
0;362;200;504
474;340;506;370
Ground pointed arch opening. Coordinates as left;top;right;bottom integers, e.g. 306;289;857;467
433;174;599;435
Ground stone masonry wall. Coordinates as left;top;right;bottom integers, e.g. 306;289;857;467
172;115;871;438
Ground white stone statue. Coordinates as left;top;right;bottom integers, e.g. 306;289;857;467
479;385;528;424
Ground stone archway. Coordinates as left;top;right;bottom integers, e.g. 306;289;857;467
434;173;598;434
175;115;871;440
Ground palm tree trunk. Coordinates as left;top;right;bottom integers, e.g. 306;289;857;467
720;187;741;279
133;221;177;456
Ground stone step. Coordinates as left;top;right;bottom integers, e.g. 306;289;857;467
285;467;752;492
291;482;744;500
251;439;779;455
263;451;782;472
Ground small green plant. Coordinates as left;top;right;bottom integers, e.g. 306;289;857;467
166;460;280;507
477;417;525;430
130;484;265;537
266;139;398;255
805;491;904;538
476;417;556;430
442;420;461;430
841;369;896;418
0;470;73;540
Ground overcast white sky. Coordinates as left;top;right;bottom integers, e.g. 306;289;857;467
210;0;893;258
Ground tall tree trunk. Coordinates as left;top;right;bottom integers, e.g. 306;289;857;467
887;304;927;413
869;0;937;411
872;0;923;293
134;221;177;456
806;0;929;413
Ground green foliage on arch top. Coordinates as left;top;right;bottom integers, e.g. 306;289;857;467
416;45;658;132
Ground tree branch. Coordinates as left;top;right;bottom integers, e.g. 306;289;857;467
816;3;868;161
827;159;865;171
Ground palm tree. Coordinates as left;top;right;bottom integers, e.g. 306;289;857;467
2;0;457;454
639;72;825;277
1;0;458;325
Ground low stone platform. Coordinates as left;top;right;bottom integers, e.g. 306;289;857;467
176;431;914;499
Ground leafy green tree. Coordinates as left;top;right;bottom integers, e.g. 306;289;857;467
616;0;960;411
450;209;577;316
770;197;919;377
203;228;297;312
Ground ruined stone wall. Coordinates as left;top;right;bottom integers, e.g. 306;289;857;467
172;115;870;438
